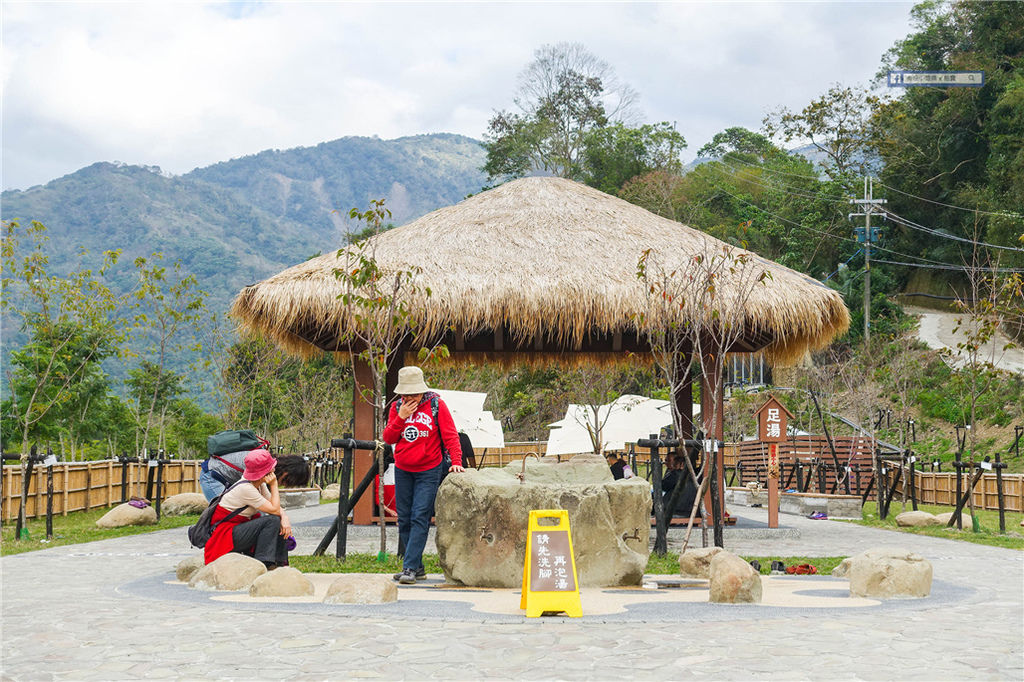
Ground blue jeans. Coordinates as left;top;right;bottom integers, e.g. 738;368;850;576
199;469;225;502
394;460;444;572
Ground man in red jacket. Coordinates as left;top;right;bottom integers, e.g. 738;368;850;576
382;366;464;584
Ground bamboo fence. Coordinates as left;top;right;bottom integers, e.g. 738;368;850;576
2;460;201;522
880;467;1023;513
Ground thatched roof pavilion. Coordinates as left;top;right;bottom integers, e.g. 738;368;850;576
232;177;849;367
232;177;849;524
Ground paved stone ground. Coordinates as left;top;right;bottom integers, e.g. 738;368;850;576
2;503;1021;680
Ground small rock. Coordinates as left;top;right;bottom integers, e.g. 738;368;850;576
1019;518;1024;528
709;551;762;603
175;555;205;582
95;502;158;528
935;511;973;527
678;546;724;579
831;557;852;578
163;493;209;516
895;510;941;527
323;574;397;604
321;483;341;502
249;567;315;597
848;546;932;599
189;553;266;591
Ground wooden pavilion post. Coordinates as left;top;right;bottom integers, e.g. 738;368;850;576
351;350;405;525
351;358;375;525
673;353;694;439
700;352;725;546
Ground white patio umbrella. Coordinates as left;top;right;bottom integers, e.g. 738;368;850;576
432;389;506;448
546;394;701;456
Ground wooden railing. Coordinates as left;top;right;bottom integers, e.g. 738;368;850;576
880;468;1024;513
1;460;201;522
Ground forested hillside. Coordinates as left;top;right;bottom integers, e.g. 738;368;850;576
1;133;488;310
188;133;487;235
0;134;488;422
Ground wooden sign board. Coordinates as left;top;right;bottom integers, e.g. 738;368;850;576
520;509;582;618
755;394;793;443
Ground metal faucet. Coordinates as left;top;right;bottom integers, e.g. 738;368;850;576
515;452;541;484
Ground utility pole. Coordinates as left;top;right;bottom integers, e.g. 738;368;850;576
849;177;887;343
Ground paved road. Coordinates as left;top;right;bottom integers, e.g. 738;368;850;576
2;504;1021;680
906;305;1024;374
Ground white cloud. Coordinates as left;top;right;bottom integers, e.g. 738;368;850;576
1;1;915;190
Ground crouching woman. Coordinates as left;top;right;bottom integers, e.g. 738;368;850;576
204;449;292;570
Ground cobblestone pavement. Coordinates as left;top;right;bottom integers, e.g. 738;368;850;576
2;504;1021;681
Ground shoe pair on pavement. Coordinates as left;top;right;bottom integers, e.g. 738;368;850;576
393;567;427;584
785;563;818;575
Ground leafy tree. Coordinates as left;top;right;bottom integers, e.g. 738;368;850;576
2;220;130;534
484;42;684;192
637;243;771;551
2;221;126;456
582;122;686;195
697;127;782;161
130;254;208;451
221;336;291;436
163;397;224;458
333;198;445;438
127;360;185;452
484;64;610;181
763;83;880;183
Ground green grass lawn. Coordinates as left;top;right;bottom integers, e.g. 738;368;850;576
846;501;1024;550
1;506;199;556
291;552;847;576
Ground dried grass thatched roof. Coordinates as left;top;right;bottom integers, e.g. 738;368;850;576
231;177;849;366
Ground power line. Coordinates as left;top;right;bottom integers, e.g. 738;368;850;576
708;152;827;181
883;209;1024;253
875;180;1024;219
823;248;863;282
716;186;959;268
873;258;1024;273
716;160;851;202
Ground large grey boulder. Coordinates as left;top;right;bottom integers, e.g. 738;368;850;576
175;555;206;582
895;510;941;527
323;574;397;604
435;458;650;587
678;546;724;579
848;547;932;598
709;551;762;603
95;503;158;528
189;553;266;591
935;511;972;527
163;493;209;516
249;567;315;597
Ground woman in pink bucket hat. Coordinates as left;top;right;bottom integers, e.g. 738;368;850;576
203;449;293;568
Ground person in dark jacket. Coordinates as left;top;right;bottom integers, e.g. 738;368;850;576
662;454;700;517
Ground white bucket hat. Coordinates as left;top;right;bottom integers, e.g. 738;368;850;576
394;366;430;395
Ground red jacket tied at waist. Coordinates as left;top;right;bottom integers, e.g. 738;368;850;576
204;505;257;564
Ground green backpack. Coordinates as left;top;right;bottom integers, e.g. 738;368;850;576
207;430;264;457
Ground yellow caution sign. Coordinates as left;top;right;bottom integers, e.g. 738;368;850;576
520;509;582;618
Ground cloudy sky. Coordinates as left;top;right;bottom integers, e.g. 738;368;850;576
2;1;916;191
